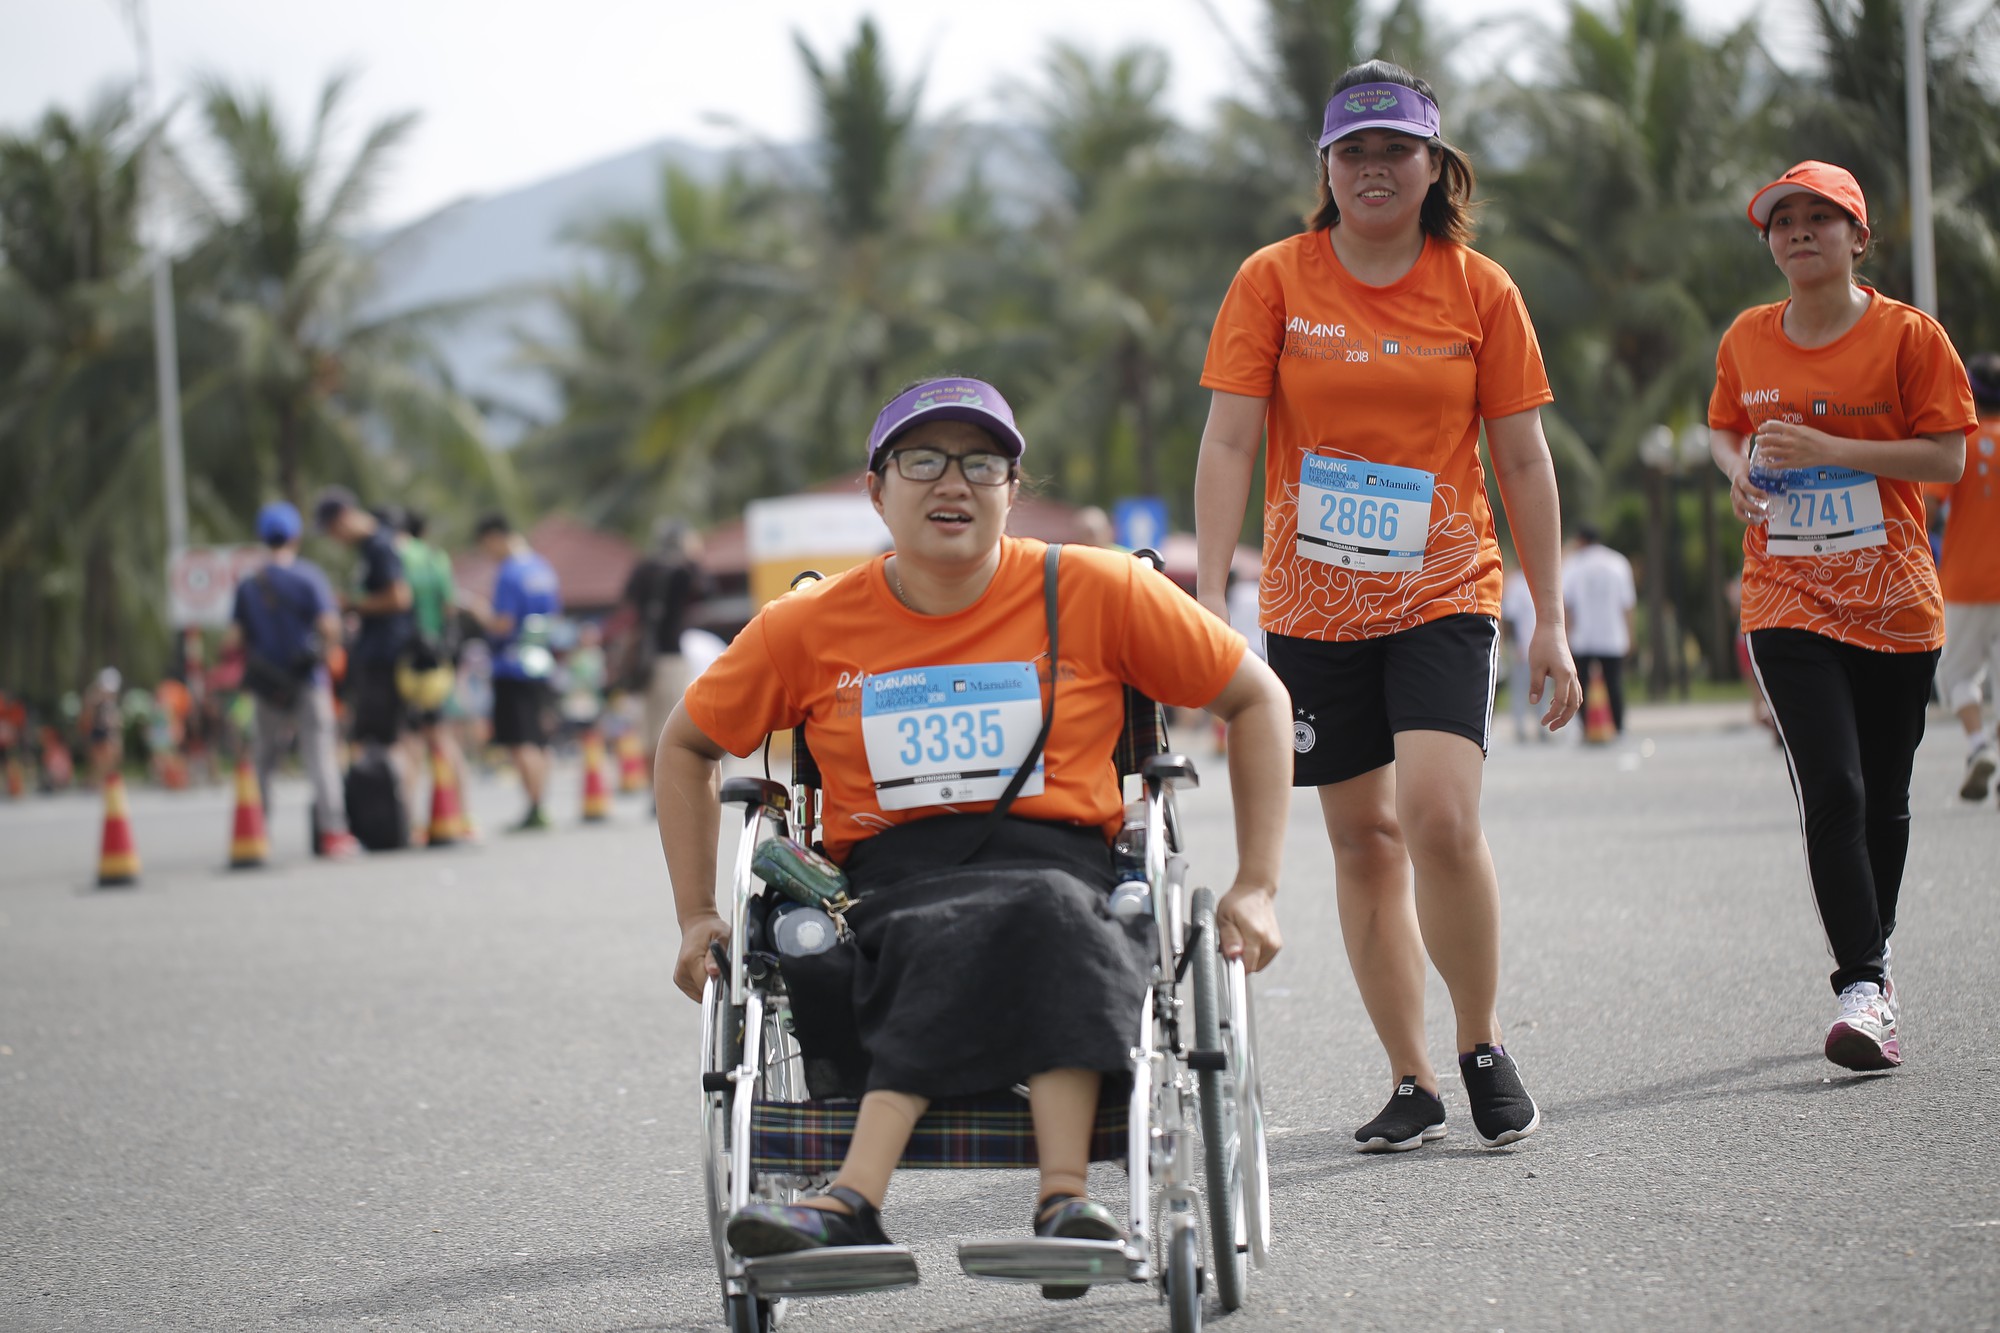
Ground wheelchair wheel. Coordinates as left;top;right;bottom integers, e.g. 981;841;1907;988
1189;888;1245;1312
1166;1220;1203;1333
1226;953;1273;1269
723;1292;772;1332
700;980;745;1288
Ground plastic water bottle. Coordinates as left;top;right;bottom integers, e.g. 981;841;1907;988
1747;439;1790;495
1108;874;1151;920
770;900;838;957
1109;801;1151;920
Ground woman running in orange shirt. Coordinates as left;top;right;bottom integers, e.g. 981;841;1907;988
1195;61;1580;1153
1708;161;1975;1071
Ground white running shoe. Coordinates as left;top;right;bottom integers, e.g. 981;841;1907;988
1825;981;1900;1071
1960;740;1996;802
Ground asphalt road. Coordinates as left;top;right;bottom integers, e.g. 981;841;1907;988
3;706;1996;1332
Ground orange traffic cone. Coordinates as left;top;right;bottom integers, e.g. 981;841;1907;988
227;755;269;869
617;731;648;793
96;772;140;887
426;739;470;846
1583;662;1616;745
580;728;612;823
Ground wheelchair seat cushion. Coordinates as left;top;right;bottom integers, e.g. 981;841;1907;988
783;814;1153;1102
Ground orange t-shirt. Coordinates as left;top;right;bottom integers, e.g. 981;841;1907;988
1200;232;1554;640
1928;411;2000;604
681;539;1246;863
1708;290;1976;650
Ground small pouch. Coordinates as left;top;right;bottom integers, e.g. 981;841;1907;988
751;836;853;915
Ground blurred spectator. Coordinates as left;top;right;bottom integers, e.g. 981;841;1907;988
465;513;562;831
393;507;471;838
79;667;122;787
315;487;415;789
1226;563;1265;660
1931;351;2000;802
229;501;359;858
560;620;608;731
1500;563;1541;743
1563;525;1637;736
618;519;704;758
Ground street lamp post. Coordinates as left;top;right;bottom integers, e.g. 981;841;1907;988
117;0;189;561
1906;0;1938;315
1638;424;1678;699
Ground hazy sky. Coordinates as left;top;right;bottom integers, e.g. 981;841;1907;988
7;0;1801;228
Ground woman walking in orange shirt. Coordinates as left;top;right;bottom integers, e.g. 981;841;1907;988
1709;161;1975;1071
1195;62;1579;1152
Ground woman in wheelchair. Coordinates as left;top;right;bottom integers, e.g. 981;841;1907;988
655;376;1291;1264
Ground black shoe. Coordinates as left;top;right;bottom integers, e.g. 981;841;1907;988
1459;1043;1541;1147
726;1184;892;1257
1354;1076;1447;1152
1034;1193;1125;1300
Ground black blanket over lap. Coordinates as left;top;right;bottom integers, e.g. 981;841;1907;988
781;814;1154;1101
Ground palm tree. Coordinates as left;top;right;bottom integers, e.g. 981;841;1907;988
1780;0;2000;350
528;18;1018;525
514;165;796;530
1480;0;1780;688
0;89;167;703
172;72;510;515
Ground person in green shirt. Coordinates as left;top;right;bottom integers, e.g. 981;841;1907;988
393;508;472;842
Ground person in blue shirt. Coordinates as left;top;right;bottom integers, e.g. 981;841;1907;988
467;513;562;830
228;502;360;859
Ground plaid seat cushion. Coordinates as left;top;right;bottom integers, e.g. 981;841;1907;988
750;1090;1130;1173
1114;688;1168;779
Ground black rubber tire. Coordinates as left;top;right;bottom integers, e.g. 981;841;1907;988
1167;1221;1203;1333
723;1293;769;1333
1190;887;1245;1312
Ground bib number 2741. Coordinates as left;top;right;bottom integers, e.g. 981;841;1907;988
1765;467;1886;557
1296;455;1433;572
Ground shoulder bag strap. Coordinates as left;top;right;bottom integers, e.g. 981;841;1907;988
945;542;1060;867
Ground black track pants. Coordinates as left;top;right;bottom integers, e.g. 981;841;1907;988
1745;628;1938;994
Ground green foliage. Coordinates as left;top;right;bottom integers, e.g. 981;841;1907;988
8;0;2000;705
1;74;504;707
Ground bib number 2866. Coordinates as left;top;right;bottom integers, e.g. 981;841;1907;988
1296;455;1433;573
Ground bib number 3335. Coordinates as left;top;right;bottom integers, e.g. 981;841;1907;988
861;662;1044;811
1296;455;1434;573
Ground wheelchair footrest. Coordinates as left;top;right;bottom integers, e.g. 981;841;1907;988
957;1236;1143;1286
742;1245;920;1297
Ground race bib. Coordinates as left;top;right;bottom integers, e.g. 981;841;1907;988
860;662;1045;811
1766;468;1887;556
1296;455;1434;572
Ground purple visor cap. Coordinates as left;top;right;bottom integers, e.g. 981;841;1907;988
866;377;1027;464
1318;84;1441;149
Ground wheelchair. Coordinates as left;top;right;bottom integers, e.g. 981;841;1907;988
696;607;1272;1333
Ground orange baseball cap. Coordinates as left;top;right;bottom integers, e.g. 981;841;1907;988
1747;160;1868;230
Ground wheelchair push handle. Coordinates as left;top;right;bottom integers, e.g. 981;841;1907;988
720;776;790;812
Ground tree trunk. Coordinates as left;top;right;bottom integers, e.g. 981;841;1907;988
1644;469;1670;699
277;397;301;506
1701;463;1728;681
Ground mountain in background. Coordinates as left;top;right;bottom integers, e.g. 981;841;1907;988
364;136;733;435
363;125;1051;442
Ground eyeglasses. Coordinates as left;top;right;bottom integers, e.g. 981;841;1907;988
881;447;1014;486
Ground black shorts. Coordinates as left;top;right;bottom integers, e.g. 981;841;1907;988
348;659;405;746
491;676;551;749
1267;613;1501;786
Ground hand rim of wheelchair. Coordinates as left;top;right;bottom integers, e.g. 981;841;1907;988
697;744;1272;1326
